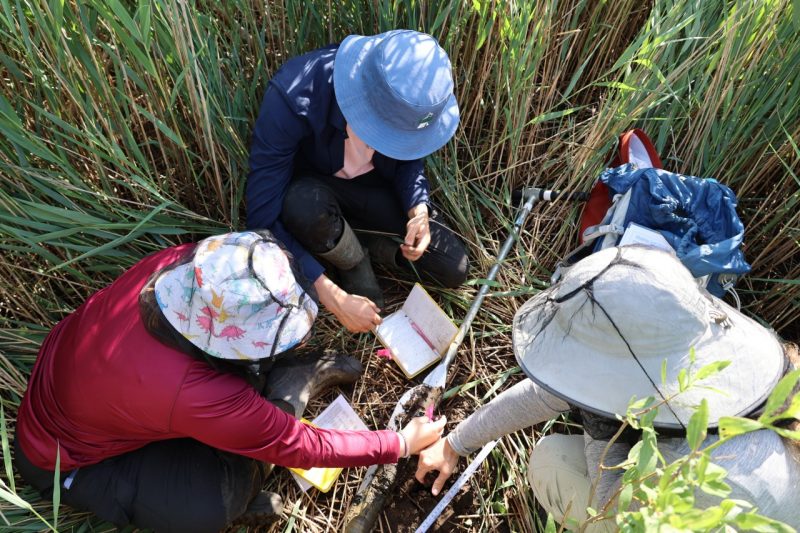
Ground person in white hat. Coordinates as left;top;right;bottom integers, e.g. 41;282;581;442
415;245;799;529
247;30;468;334
15;231;447;532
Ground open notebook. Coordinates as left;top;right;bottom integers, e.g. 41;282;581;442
289;394;369;492
375;283;458;379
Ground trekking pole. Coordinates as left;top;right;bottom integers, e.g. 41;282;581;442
343;187;589;533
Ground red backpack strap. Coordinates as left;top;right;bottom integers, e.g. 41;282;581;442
618;128;663;169
578;129;663;243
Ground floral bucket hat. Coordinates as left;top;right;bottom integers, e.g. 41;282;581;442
154;231;317;361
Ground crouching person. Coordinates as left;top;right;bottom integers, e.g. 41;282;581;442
15;231;446;533
247;30;469;334
416;245;799;530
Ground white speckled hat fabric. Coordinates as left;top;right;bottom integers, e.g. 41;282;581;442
513;245;785;430
154;232;317;361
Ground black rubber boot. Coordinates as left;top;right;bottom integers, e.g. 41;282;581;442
232;490;283;527
363;234;401;269
317;221;384;308
338;247;385;309
264;351;363;418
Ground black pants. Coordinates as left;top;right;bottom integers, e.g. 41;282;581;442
14;438;264;533
281;171;469;288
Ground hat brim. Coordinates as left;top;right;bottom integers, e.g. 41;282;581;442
333;33;459;161
153;235;317;362
513;285;785;429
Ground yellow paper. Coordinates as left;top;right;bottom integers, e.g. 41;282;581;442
288;396;369;492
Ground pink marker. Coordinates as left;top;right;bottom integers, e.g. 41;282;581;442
376;348;393;360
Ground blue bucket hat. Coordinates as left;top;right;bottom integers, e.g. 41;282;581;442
333;30;460;161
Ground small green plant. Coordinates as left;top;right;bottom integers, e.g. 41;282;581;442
577;353;799;532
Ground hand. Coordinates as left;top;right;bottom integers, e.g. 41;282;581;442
315;275;381;333
399;415;447;456
415;435;460;496
401;204;431;261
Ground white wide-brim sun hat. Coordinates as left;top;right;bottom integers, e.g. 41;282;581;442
154;231;318;362
513;245;785;430
333;30;459;161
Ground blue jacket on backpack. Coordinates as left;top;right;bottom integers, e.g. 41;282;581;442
599;163;751;296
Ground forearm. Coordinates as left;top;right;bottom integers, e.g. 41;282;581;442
285;426;401;469
447;379;570;455
314;274;345;313
174;380;400;469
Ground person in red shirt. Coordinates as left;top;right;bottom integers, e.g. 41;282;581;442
15;230;445;532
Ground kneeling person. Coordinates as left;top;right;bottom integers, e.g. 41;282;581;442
15;231;446;532
416;246;799;530
247;30;469;334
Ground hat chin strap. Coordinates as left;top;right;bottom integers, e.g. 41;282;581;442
589;292;686;431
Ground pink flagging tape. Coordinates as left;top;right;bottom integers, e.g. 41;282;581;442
425;404;435;421
376;348;393;360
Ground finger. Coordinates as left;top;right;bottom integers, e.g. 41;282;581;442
401;243;422;261
403;227;417;247
400;245;414;261
432;468;452;496
418;231;431;253
415;462;431;484
432;415;447;433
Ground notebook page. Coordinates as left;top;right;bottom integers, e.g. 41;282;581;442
377;311;440;377
291;395;369;491
402;284;458;354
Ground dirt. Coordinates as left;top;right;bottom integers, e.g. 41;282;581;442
382;459;477;533
379;393;505;532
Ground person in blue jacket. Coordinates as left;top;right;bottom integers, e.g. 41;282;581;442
246;30;469;334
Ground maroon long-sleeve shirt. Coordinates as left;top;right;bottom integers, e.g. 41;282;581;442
16;244;399;471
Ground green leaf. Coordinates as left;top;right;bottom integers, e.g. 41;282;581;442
0;486;33;511
618;482;633;511
771;427;800;440
526;107;579;127
700;478;731;498
636;429;659;476
694;360;731;382
759;368;800;422
544;513;557;533
671;506;726;529
718;417;764;439
0;403;14;493
660;359;667;385
794;0;800;30
678;368;688;391
732;510;796;532
686;399;709;451
53;445;60;530
465;278;502;288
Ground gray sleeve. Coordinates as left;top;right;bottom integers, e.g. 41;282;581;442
447;379;570;455
583;433;631;510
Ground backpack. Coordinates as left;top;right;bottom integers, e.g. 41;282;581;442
555;129;750;304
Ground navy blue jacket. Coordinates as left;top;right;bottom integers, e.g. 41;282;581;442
246;44;430;282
